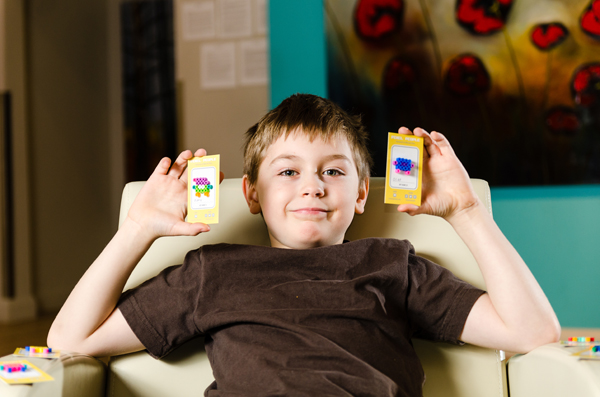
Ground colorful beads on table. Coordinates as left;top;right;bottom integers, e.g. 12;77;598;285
593;346;600;353
567;337;595;342
193;177;213;198
393;157;414;175
0;363;27;373
25;346;52;354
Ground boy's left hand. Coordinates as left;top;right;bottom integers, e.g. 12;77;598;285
397;128;561;353
396;127;479;222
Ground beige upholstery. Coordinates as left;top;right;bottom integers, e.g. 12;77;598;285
4;177;597;396
107;177;507;397
509;342;600;396
0;353;105;397
61;354;106;397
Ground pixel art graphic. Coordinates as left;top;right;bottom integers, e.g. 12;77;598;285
393;157;414;174
193;177;214;198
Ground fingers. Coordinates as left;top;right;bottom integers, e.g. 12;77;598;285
397;127;437;158
152;157;172;177
167;150;194;179
414;128;455;158
430;130;454;154
153;148;212;181
413;128;441;157
194;148;207;158
397;126;412;135
165;148;209;180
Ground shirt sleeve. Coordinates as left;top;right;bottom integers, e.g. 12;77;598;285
117;249;204;359
405;248;486;344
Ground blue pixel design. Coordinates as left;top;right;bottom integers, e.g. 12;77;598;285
393;157;414;175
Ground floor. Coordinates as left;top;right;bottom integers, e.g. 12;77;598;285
1;315;599;358
560;327;600;343
0;314;55;356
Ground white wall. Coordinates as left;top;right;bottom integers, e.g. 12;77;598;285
24;0;268;314
174;0;269;178
27;0;114;313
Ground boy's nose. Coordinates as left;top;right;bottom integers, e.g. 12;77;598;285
302;175;325;197
303;187;324;197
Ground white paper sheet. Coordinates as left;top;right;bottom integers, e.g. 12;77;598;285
239;38;267;86
181;1;216;40
200;42;236;89
254;0;267;34
218;0;252;38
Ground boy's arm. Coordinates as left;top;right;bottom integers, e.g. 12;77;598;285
397;127;560;354
47;149;212;357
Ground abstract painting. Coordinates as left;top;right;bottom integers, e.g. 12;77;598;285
326;0;600;185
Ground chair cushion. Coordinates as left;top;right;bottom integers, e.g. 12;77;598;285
109;177;506;397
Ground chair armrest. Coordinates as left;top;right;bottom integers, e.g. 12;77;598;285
508;342;600;396
61;353;106;397
0;353;105;397
107;338;213;397
414;339;508;397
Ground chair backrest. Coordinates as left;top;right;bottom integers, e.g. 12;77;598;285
109;177;507;397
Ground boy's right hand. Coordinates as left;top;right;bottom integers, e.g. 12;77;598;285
48;149;221;357
126;149;213;240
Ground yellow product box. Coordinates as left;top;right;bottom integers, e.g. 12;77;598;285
384;133;424;206
187;155;219;224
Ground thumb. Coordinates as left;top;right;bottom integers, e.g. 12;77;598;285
397;204;420;216
170;221;211;236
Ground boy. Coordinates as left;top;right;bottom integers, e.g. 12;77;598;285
48;94;560;396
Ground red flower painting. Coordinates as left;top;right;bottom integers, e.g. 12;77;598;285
571;63;600;107
531;23;569;51
354;0;404;41
546;107;580;135
445;54;491;96
455;0;514;35
580;0;600;39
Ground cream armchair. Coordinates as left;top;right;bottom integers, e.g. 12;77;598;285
106;177;507;397
4;177;598;396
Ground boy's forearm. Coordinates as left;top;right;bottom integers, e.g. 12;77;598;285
48;218;155;352
447;200;561;350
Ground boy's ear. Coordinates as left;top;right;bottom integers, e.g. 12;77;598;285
242;175;262;214
355;177;369;214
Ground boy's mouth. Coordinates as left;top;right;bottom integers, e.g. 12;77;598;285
290;208;330;217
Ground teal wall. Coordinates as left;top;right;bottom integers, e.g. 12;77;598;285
269;0;327;108
492;187;600;328
269;0;600;328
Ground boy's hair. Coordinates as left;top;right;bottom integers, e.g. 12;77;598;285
243;94;373;186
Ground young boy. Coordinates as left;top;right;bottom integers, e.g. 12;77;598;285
48;94;560;396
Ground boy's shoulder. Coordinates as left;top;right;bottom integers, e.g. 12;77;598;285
191;238;416;265
182;238;418;283
198;237;412;252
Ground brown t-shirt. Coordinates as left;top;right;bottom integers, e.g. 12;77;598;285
118;238;485;396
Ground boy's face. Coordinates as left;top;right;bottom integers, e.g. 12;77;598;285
243;130;369;250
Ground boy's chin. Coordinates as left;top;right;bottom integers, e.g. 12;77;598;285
269;232;345;250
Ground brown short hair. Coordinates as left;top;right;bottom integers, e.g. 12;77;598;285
243;94;373;186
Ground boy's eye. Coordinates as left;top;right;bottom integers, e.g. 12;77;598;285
280;169;297;177
323;169;343;176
